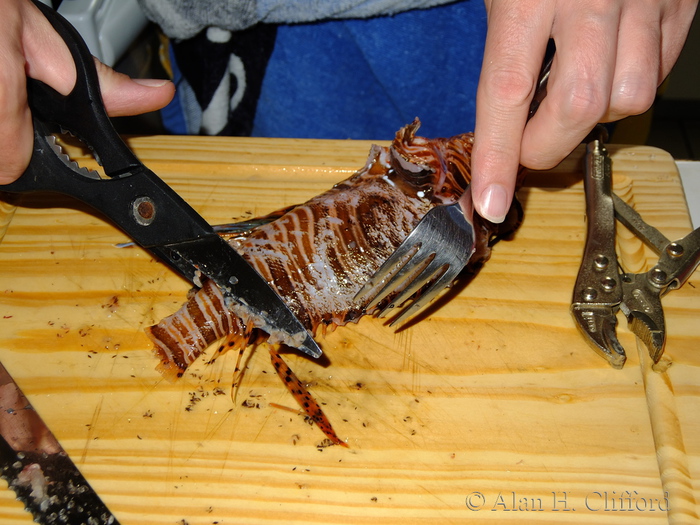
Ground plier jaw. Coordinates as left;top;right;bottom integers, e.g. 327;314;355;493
571;126;700;368
619;272;665;362
571;305;626;368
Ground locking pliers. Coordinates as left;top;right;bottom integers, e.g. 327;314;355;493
571;126;700;368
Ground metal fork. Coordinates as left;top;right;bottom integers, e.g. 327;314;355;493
354;42;555;326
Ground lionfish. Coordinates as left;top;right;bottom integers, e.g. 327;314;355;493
147;119;523;445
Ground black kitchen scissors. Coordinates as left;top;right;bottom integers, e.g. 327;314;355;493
2;1;322;359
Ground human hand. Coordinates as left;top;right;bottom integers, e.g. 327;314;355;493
0;0;175;185
471;0;699;223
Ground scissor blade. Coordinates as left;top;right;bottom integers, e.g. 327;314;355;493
153;235;322;358
0;362;120;524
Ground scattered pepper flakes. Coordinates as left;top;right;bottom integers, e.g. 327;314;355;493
101;295;119;313
316;438;337;450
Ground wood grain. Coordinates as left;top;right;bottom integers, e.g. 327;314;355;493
0;136;699;524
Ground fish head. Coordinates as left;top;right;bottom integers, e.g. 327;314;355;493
387;118;473;205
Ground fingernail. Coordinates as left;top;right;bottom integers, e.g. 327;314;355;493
133;78;171;88
479;184;509;223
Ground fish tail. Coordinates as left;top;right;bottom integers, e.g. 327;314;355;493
146;279;248;379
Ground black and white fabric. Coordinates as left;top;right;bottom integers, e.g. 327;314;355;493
139;0;488;140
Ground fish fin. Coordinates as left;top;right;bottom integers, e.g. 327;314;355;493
229;339;256;406
214;205;299;240
268;345;347;447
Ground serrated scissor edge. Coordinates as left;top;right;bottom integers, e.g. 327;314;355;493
46;134;101;180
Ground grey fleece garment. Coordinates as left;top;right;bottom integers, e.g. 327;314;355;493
137;0;459;39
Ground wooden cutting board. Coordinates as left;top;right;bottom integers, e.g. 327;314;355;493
0;136;698;524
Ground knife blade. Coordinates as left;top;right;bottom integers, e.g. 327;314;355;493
0;361;119;524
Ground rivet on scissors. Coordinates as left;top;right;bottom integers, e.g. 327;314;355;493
667;243;684;258
132;197;156;226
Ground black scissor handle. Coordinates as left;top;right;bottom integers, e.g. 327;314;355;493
2;1;213;248
24;0;140;176
1;2;324;360
7;118;212;248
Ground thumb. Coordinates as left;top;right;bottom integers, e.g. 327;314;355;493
22;0;174;117
1;1;174;186
93;58;175;118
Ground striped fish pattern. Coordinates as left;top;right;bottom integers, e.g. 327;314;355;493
146;119;522;444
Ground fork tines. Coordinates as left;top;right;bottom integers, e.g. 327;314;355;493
354;202;474;326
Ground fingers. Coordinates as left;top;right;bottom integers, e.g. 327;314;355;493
22;0;174;115
0;0;174;185
658;0;699;78
0;40;33;184
21;0;77;95
519;2;620;170
603;6;661;122
471;0;554;223
472;0;696;224
0;0;75;184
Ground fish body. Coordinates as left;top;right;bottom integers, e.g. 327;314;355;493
147;119;522;442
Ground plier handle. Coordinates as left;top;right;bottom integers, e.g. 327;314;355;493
571;125;700;368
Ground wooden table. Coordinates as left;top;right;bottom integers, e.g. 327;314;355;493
0;136;698;524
